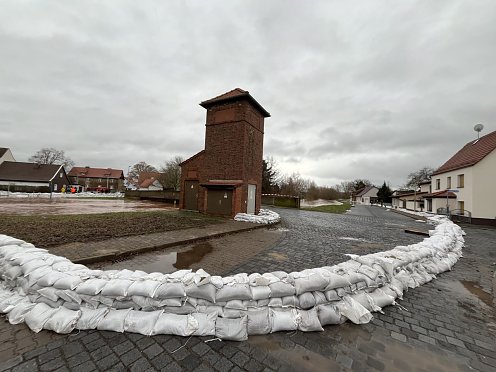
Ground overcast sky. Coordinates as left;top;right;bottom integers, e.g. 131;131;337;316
1;0;495;188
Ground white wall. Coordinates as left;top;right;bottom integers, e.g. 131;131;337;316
0;149;15;165
472;150;496;219
431;166;473;213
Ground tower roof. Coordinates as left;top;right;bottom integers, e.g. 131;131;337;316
200;88;270;117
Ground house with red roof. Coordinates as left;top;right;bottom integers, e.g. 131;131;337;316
68;166;125;192
425;129;496;225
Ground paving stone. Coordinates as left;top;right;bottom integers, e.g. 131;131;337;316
151;354;174;370
39;357;64;372
0;356;23;372
367;356;385;371
61;341;85;358
129;358;153;372
418;334;436;345
113;340;135;356
135;337;155;351
244;358;264;372
191;342;211;357
66;351;91;368
446;336;465;348
142;343;163;359
181;354;202;371
390;332;407;343
121;349;142;366
97;353;121;370
192;363;215;372
231;351;251;367
85;337;107;352
11;359;37;372
336;354;353;369
474;339;495;351
214;357;234;372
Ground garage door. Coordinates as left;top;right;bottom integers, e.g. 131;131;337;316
206;189;233;216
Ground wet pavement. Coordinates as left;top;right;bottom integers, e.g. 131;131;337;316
0;205;495;371
0;198;175;215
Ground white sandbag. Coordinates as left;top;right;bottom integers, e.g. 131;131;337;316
317;304;343;325
37;287;59;302
55;290;82;304
250;285;271;300
97;309;132;332
127;280;161;297
298;308;324;332
151;313;198;336
323;272;352;290
37;297;64;308
268;297;283;307
324;289;340;302
367;288;395;308
269;281;296;297
20;259;51;275
270;308;300;333
53;275;83;290
313;291;327;305
192;312;216;336
7;303;37;325
37;271;71;287
294;271;329;295
247;308;271;335
100;279;133;297
163;303;196;315
216;284;252;302
185;283;216;302
24;303;58;333
281;295;299;308
78;294;100;309
223;308;245;318
196;305;224;318
298;292;316;309
62;301;81;311
4;265;23;280
0;294;28;313
75;278;109;295
77;307;110;329
96;295;114;307
215;315;248;341
44;307;81;334
124;310;162;336
336;297;373;324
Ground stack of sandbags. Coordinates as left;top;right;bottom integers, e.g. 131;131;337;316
0;216;464;341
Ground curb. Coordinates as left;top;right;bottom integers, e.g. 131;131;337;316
390;209;428;221
493;270;496;307
72;222;275;265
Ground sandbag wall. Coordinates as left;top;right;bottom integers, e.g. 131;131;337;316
0;217;464;341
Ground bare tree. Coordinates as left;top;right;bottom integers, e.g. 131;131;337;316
128;161;158;186
405;166;435;189
159;156;184;191
29;148;74;170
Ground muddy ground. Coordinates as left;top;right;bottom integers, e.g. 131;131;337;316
0;210;223;248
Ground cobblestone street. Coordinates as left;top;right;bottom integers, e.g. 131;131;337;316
1;206;495;371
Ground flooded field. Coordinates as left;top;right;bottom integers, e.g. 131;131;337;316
0;198;175;215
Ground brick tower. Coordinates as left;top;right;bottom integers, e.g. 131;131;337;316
180;88;270;217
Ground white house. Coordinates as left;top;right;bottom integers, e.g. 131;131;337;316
391;181;431;211
0;148;15;165
354;185;379;205
425;130;496;226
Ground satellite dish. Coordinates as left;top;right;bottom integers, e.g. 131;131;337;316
474;123;484;139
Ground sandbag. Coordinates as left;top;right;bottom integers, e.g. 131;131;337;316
298;308;324;332
124;309;162;336
7;303;37;325
151;313;198;336
97;309;132;332
75;278;109;295
317;304;343;325
269;281;296;297
270;308;299;333
247;308;271;335
192;312;216;336
127;280;161;297
77;307;110;330
185;283;215;302
215;315;248;341
24;303;58;333
336;297;373;324
216;284;252;302
101;279;133;297
44;307;81;334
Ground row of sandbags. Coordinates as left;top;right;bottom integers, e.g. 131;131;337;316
0;216;464;340
234;209;281;224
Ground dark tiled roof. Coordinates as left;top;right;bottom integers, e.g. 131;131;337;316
0;161;64;182
68;167;124;179
0;148;8;158
433;130;496;175
424;190;457;199
200;88;271;117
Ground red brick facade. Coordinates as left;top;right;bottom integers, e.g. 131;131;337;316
180;89;270;217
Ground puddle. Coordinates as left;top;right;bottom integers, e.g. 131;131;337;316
106;242;213;274
0;199;175;215
461;280;493;307
247;323;471;371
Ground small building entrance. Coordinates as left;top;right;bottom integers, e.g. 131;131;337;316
184;181;199;211
206;188;233;216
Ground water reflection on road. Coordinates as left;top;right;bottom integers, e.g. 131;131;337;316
0;198;175;215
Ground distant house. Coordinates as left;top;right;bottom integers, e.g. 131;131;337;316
0;161;70;193
136;172;164;190
0;148;15;165
424;130;496;225
68;166;125;192
353;185;379;205
391;181;431;211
